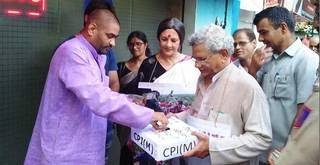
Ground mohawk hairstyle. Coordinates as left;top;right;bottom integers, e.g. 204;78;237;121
84;0;120;24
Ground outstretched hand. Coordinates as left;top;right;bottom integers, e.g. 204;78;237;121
151;112;168;130
183;131;209;158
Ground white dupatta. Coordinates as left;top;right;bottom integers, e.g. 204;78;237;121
153;57;200;94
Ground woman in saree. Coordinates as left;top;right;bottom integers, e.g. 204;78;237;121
117;31;151;94
133;17;196;165
116;30;151;165
135;17;189;95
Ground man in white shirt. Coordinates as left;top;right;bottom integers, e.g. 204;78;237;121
180;24;272;165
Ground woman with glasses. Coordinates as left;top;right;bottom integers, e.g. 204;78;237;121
116;30;151;165
117;31;151;94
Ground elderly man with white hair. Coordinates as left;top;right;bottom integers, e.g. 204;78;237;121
309;35;319;54
177;24;272;165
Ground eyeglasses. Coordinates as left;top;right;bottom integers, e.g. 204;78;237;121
128;42;144;47
192;56;209;65
233;41;250;47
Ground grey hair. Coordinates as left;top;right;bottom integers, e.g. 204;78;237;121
188;24;234;56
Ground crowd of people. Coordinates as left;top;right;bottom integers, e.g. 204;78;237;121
24;0;319;165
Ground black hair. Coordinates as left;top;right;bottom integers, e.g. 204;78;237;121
253;6;295;33
232;28;256;41
127;31;151;56
157;17;185;50
84;0;120;25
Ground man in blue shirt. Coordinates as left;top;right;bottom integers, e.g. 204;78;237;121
249;6;319;163
105;49;120;92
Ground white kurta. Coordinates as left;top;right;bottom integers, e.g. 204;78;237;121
184;63;272;165
154;58;200;94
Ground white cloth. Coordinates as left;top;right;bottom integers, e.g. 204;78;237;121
181;63;272;165
154;58;200;94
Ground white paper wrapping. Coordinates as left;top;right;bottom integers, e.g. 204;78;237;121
131;117;198;161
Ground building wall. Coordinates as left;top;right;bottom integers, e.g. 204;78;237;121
182;0;196;54
0;0;83;164
113;0;184;62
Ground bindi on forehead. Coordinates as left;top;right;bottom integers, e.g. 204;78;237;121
161;29;179;38
161;33;172;38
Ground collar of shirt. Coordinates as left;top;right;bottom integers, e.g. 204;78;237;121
76;34;100;61
276;39;302;58
211;63;233;84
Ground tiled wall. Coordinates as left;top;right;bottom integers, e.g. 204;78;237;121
0;1;82;164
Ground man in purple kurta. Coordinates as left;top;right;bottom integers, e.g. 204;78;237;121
24;2;167;165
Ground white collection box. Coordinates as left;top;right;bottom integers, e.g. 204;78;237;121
131;117;198;161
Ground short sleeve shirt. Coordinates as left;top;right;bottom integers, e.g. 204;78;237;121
257;39;319;148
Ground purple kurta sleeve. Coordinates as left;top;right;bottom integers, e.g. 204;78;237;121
58;44;153;128
24;36;154;165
